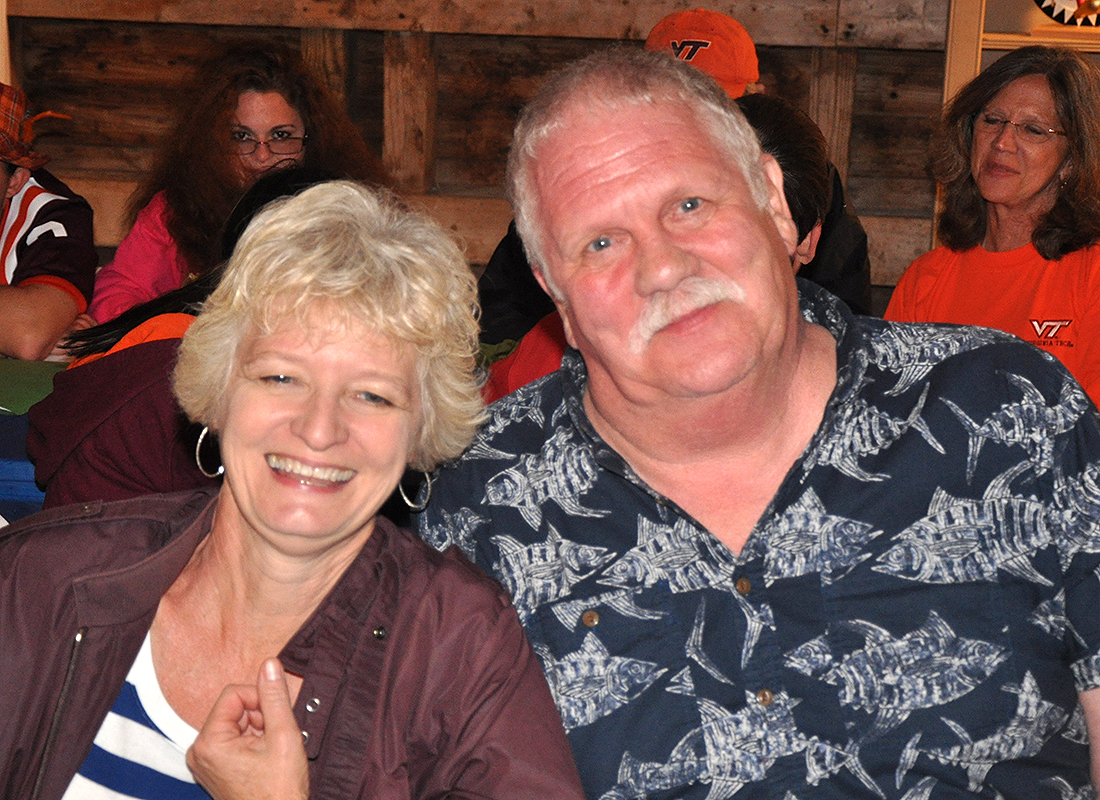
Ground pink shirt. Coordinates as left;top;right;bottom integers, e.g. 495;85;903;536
88;192;188;323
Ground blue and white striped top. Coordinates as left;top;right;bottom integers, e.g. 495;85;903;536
62;633;211;799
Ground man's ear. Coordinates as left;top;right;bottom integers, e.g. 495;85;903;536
760;154;799;256
531;263;579;349
6;167;30;200
793;223;823;273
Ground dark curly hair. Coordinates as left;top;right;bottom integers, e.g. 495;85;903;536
735;93;831;243
128;41;389;280
934;45;1100;259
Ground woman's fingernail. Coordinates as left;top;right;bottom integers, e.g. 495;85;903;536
264;658;281;681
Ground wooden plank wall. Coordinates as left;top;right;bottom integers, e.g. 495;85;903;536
9;0;951;310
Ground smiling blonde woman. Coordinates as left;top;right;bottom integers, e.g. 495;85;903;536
0;181;585;800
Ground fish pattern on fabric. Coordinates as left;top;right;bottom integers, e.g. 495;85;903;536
421;282;1100;799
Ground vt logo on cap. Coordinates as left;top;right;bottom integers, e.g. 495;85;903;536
669;40;712;61
644;8;760;98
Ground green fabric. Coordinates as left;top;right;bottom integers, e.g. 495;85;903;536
479;339;519;368
0;360;65;415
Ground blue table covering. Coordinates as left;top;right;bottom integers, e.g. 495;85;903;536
0;411;45;525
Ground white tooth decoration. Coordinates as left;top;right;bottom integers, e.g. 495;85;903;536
266;454;355;483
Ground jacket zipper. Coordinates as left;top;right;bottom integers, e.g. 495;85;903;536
30;627;86;800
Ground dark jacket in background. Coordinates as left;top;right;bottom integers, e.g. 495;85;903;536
26;337;215;508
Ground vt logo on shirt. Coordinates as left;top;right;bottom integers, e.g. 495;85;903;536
1030;319;1072;339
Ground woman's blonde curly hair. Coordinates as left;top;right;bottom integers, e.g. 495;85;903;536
173;180;485;471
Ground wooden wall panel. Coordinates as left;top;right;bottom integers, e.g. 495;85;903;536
12;11;949;283
12;0;841;48
808;48;858;181
846;48;941;218
837;0;949;49
344;30;386;161
301;27;349;103
863;215;934;286
755;46;814;108
383;31;436;193
18;18;297;182
434;34;607;196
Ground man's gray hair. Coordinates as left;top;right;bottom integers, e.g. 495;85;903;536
505;46;769;278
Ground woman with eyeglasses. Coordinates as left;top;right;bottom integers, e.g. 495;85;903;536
885;45;1100;403
85;42;388;325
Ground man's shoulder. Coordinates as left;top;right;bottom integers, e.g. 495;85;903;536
7;169;94;236
420;368;585;554
23;169;90;207
858;316;1054;381
834;317;1095;461
472;370;571;450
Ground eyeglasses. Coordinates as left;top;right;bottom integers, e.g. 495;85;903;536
974;113;1066;145
229;133;307;157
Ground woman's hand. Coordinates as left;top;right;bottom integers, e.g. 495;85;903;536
187;658;309;800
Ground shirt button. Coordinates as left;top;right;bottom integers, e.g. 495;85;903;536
373;625;387;640
735;578;752;595
756;688;774;706
305;697;321;713
581;610;600;628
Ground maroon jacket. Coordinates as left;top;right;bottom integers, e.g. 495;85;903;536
0;489;585;800
26;338;219;508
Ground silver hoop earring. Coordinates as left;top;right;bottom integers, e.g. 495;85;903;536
399;472;432;512
195;426;225;479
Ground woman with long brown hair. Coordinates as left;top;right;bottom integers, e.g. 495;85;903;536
886;45;1100;402
87;42;387;324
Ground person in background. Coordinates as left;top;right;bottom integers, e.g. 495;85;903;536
86;42;387;324
643;5;763;96
886;45;1100;404
476;8;871;357
420;47;1100;799
0;82;96;360
644;7;873;315
0;181;585;800
27;167;334;509
483;91;832;401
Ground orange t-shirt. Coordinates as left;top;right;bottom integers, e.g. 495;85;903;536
885;243;1100;405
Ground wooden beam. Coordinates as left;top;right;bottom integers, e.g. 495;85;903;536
0;0;9;85
942;0;986;103
837;0;949;50
407;195;512;265
808;47;857;183
8;0;847;48
300;28;348;105
384;31;436;194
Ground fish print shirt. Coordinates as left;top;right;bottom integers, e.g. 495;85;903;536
419;281;1100;800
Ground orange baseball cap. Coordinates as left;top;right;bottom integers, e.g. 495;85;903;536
644;8;759;98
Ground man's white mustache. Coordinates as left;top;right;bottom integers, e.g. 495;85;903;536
629;276;745;353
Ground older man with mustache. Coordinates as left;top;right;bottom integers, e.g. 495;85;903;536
420;47;1100;799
